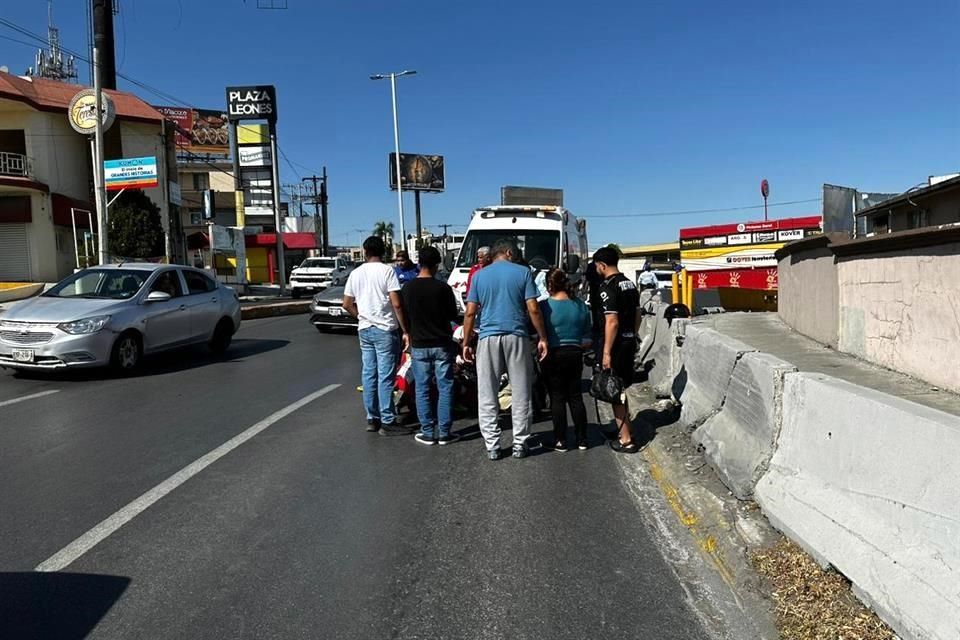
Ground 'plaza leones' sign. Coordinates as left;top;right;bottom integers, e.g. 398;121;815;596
226;86;277;123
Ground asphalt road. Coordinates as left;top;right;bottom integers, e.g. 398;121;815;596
0;315;716;640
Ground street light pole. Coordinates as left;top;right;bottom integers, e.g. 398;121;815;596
389;73;405;248
371;70;416;254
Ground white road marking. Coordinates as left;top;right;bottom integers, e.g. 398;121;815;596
35;383;341;572
0;389;60;408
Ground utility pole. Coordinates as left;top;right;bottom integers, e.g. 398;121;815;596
414;190;422;251
93;46;108;265
303;169;329;256
320;166;329;257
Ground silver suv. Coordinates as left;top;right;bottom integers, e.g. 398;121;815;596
0;263;241;372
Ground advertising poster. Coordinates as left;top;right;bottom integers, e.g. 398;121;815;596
103;157;159;191
156;106;230;155
388;153;445;192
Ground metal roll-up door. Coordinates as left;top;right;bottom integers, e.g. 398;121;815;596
0;223;31;281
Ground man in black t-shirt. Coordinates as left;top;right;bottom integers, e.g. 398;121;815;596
593;246;642;454
401;246;461;445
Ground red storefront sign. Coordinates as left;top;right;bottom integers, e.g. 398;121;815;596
692;268;779;290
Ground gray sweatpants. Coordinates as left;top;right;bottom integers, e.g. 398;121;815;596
476;334;534;451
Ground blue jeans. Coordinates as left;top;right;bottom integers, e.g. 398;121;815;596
410;345;455;439
359;327;400;425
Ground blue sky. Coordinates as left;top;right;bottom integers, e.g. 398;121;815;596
2;0;958;248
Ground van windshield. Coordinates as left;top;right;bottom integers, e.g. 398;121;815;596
456;230;560;269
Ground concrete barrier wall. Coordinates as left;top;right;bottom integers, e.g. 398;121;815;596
636;302;688;399
755;373;960;640
672;328;960;638
675;324;756;427
692;352;796;499
777;247;839;347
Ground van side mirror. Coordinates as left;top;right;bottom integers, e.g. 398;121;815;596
564;254;581;274
443;252;455;271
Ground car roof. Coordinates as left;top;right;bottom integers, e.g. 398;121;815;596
97;262;168;271
96;263;212;273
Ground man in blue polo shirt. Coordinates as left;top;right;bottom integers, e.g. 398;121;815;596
462;238;549;460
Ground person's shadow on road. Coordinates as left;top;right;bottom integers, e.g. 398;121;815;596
0;571;131;639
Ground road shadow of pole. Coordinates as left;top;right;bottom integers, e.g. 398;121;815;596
0;572;131;639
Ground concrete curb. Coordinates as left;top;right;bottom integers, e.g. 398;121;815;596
241;301;311;320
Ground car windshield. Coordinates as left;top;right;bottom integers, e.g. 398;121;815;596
456;230;560;268
301;258;336;269
43;269;149;300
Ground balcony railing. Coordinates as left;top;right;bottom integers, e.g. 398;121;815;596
0;151;34;179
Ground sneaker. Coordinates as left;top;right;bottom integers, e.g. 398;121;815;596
552;440;568;452
366;419;381;432
414;433;436;446
512;445;528;459
437;433;461;445
379;423;416;437
577;440;588;451
487;448;503;461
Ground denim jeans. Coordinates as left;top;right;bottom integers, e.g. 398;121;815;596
359;327;400;425
410;345;455;439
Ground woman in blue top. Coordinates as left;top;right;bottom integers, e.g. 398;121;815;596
539;268;592;450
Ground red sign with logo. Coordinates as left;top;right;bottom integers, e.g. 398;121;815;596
693;268;779;290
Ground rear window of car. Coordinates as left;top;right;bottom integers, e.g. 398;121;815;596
182;270;217;294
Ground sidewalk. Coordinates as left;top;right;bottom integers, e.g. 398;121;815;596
694;312;960;416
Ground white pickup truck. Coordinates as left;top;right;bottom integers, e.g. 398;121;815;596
289;256;349;298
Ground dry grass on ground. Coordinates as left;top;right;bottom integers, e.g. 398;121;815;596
752;538;897;640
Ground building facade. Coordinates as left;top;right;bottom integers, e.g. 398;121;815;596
0;71;177;282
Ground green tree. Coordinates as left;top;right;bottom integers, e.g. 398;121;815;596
108;190;164;260
372;220;395;259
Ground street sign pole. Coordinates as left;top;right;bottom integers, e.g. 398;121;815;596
761;178;770;221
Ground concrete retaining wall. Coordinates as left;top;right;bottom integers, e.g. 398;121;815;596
676;324;756;427
692;352;796;499
755;373;960;640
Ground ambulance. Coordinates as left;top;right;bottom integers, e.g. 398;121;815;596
446;187;588;311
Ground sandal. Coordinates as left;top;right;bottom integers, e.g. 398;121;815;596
609;439;640;454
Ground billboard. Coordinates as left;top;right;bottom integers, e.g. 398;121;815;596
156;106;230;155
680;216;822;289
103;156;159;191
388;153;445;192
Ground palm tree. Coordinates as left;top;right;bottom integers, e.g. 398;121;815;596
372;220;395;259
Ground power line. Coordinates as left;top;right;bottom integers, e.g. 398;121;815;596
585;198;821;219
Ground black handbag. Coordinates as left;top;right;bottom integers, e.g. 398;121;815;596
590;366;625;404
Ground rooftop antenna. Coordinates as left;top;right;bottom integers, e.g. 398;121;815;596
27;1;78;82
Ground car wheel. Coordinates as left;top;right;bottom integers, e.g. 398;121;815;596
291;289;301;299
209;319;234;355
111;331;142;373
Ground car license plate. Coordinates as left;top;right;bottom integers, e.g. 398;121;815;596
327;307;342;317
12;348;35;363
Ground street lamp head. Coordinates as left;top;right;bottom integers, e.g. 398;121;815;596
399;70;417;77
369;74;385;80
